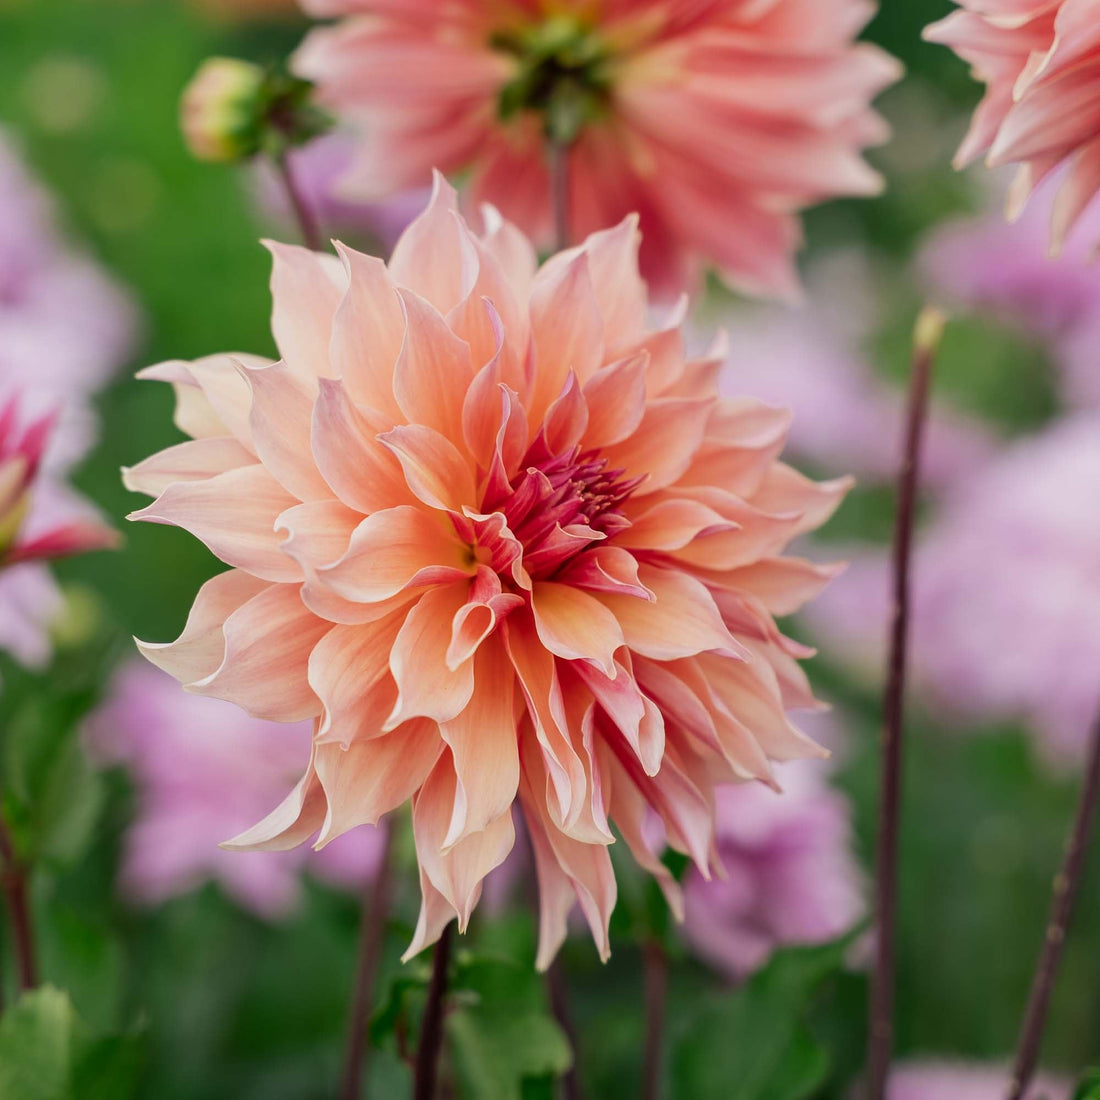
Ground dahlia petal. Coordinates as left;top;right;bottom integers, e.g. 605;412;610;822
330;243;405;421
440;638;520;847
574;215;647;355
598;564;744;660
307;614;403;745
389;171;478;314
447;565;524;668
312;378;413;514
726;557;846;617
403;868;456;963
616;497;735;551
265;240;345;382
528;252;605;424
221;762;326;852
122;437;254;497
556;546;654;601
128;464;302;583
320;505;473;603
414;753;515;930
531;581;625;677
575;658;665;776
379;423;477;512
582;352;649;448
393;288;475;444
462;362;527;474
136;568;268;685
602;398;713;495
244;359;332;501
277;499;361;582
387;584;476;727
190;583;327;722
315;717;442;842
478;203;537;303
1051;135;1100;253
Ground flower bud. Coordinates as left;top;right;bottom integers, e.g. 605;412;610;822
180;57;266;163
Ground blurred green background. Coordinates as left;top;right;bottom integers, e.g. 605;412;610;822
0;0;1097;1097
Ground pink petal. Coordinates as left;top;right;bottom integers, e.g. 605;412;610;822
531;581;625;677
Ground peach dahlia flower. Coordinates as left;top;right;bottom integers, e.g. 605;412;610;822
925;0;1100;252
126;178;847;966
292;0;900;301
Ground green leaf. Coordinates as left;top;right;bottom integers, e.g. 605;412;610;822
0;986;144;1100
447;955;572;1100
1073;1069;1100;1100
671;935;858;1100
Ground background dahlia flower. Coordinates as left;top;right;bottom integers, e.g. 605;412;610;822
86;661;386;918
925;0;1100;253
126;178;848;966
293;0;900;301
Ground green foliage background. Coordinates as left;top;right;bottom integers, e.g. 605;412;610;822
0;0;1098;1096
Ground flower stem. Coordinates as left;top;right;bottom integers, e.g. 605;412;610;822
641;939;668;1100
546;957;584;1100
339;820;395;1100
273;151;324;252
0;814;38;994
413;921;454;1100
548;139;572;254
865;308;945;1100
1005;709;1100;1100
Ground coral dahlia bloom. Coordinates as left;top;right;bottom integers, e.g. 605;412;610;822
126;179;847;965
292;0;900;301
925;0;1100;252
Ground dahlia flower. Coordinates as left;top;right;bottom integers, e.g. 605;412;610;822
86;661;386;918
126;179;847;965
682;755;864;979
925;0;1100;253
292;0;900;300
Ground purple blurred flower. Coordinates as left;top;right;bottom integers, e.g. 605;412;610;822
715;253;994;487
888;1062;1068;1100
254;134;429;255
86;660;386;918
921;173;1100;410
682;754;864;979
0;131;137;667
805;416;1100;765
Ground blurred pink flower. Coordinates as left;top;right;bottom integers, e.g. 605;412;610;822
293;0;900;300
255;134;429;255
888;1061;1069;1100
86;661;385;918
714;255;996;487
0;132;136;667
925;0;1100;254
921;175;1100;409
682;752;864;979
126;178;847;967
805;415;1100;766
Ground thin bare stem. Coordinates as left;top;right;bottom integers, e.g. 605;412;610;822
546;957;583;1100
339;820;395;1100
548;139;572;254
865;308;946;1100
413;922;454;1100
273;151;323;252
0;815;37;993
1005;709;1100;1100
641;940;668;1100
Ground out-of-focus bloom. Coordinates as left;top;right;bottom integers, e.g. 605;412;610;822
253;134;429;254
293;0;900;300
86;661;385;917
682;755;864;978
925;0;1100;253
126;179;847;966
0;400;116;570
180;58;269;163
805;416;1100;766
714;254;995;487
0;133;135;667
888;1061;1069;1100
921;174;1100;409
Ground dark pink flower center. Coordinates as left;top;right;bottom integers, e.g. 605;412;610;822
483;438;643;580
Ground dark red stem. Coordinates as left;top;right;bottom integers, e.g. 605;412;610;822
413;922;454;1100
0;815;38;994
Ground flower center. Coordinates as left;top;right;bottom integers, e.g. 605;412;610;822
490;14;614;144
483;437;643;580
